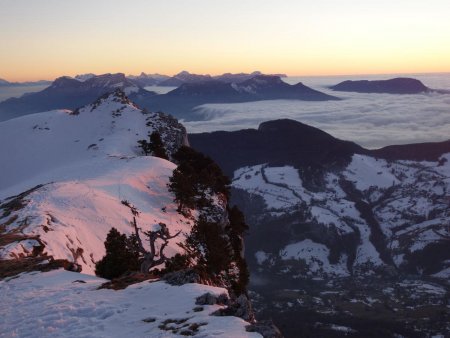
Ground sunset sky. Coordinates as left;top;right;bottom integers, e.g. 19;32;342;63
1;0;450;81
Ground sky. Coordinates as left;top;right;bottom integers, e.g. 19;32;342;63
1;0;450;81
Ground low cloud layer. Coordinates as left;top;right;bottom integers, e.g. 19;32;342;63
184;74;450;149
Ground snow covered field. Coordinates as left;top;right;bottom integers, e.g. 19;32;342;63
0;270;261;338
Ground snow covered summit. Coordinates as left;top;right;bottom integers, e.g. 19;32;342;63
0;90;189;274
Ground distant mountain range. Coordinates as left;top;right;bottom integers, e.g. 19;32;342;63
330;77;430;94
126;72;171;86
0;73;335;122
0;70;286;89
0;73;157;121
141;75;338;119
0;78;51;87
129;70;289;87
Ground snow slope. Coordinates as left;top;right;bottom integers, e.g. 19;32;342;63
0;269;261;338
0;90;185;196
0;91;190;274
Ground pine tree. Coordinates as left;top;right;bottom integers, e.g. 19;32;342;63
184;216;232;275
227;205;250;295
168;146;230;213
95;228;140;279
148;131;169;160
137;139;151;155
138;131;168;160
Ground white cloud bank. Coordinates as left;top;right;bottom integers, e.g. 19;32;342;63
185;73;450;148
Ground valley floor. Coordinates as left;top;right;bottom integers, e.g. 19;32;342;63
250;275;449;338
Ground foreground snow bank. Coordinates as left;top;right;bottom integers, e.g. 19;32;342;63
0;269;261;338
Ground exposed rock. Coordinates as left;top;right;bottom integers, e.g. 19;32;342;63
195;292;229;306
246;320;284;338
162;269;201;286
212;294;255;322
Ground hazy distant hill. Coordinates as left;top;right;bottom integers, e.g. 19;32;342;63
0;78;51;87
330;77;430;94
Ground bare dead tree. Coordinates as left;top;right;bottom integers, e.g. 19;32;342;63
131;216;181;273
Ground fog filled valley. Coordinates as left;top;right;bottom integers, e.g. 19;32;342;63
186;73;450;148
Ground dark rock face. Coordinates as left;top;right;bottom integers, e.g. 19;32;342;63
189;118;366;177
330;77;429;94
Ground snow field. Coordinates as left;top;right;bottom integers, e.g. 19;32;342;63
0;269;261;338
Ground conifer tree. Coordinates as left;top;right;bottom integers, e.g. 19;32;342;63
168;146;230;213
95;228;140;279
227;205;250;295
148;131;169;160
138;131;168;160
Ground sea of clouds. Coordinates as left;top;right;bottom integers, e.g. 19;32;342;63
185;73;450;149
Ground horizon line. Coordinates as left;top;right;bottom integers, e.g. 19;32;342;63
3;70;450;83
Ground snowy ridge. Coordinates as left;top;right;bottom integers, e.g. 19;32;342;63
0;91;190;274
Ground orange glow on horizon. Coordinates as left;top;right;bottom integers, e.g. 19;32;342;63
1;0;449;82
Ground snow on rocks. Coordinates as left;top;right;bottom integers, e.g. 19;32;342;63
0;269;261;338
